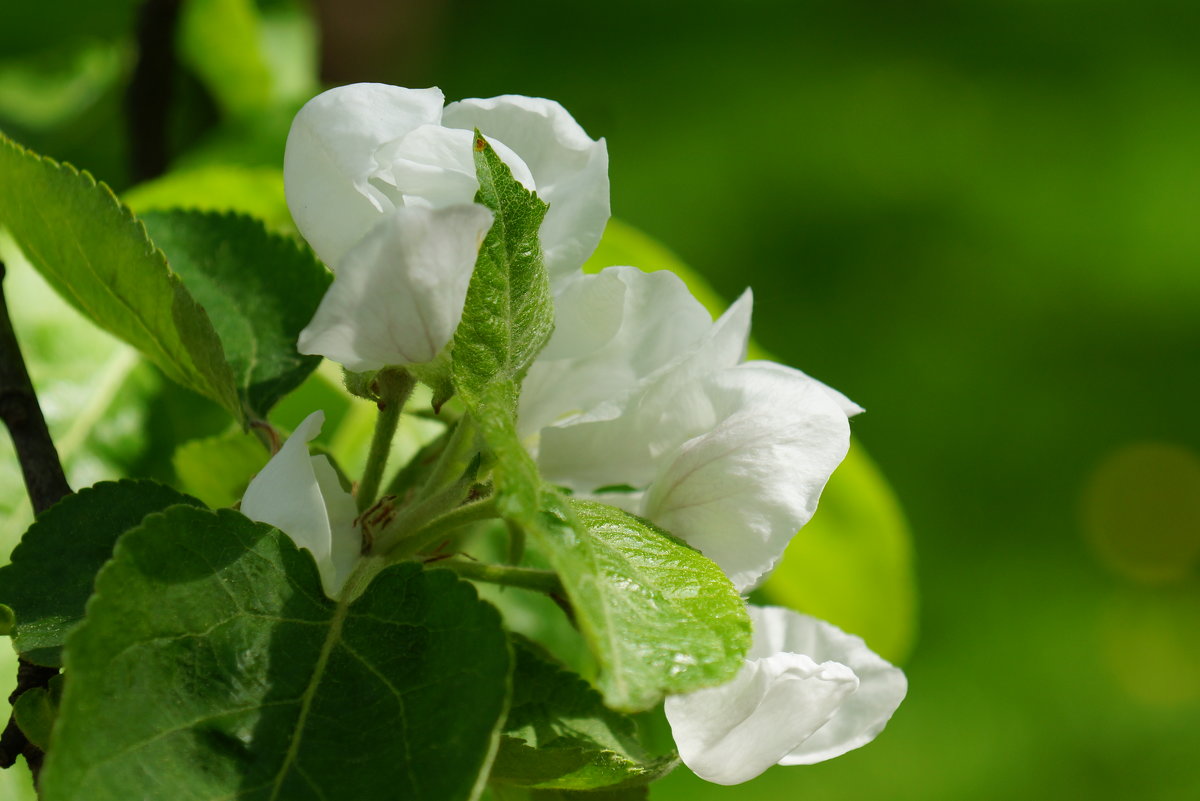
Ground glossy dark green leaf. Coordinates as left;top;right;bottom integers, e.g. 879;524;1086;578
0;480;204;667
492;638;676;791
140;209;331;418
0;133;242;420
451;133;554;410
40;506;511;801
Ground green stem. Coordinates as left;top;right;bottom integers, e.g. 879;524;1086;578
433;559;562;595
419;415;478;499
356;368;416;512
378;496;498;560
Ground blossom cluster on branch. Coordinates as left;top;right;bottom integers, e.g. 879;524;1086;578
252;82;907;786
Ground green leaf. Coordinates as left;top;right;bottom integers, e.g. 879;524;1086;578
0;480;204;667
41;506;512;801
13;674;64;750
451;133;554;409
178;0;273;120
139;209;331;418
492;638;676;791
588;219;918;662
122;165;292;233
172;430;270;508
0;133;243;420
488;787;647;801
474;400;749;712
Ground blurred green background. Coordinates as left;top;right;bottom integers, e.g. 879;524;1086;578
2;0;1199;798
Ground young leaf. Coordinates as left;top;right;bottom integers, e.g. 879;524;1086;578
451;133;554;409
475;400;750;712
13;674;63;750
40;506;511;801
492;638;677;791
178;0;273;120
0;480;204;667
0;133;243;420
139;209;330;418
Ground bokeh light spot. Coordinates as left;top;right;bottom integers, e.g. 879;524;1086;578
1081;442;1200;584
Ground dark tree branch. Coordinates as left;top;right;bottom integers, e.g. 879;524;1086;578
126;0;183;183
0;263;70;515
0;261;70;781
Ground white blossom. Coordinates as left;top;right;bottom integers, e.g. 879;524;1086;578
296;204;493;371
283;83;609;281
664;606;907;785
521;266;858;592
240;411;361;597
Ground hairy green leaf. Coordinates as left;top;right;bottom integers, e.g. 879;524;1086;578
492;638;676;791
0;480;204;667
475;400;749;712
41;506;511;801
0;133;242;420
140;209;331;418
452;133;554;409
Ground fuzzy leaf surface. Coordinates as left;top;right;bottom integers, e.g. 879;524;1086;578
0;480;203;667
140;209;330;419
41;506;511;801
475;399;750;712
0;133;242;419
451;133;553;410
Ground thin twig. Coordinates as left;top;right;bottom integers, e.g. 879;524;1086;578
126;0;183;183
0;262;71;781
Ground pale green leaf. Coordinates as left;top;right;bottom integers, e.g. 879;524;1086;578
0;133;243;420
172;430;270;508
178;0;273;119
122;165;292;233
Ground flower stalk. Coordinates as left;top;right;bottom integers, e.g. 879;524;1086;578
356;367;416;512
433;558;562;595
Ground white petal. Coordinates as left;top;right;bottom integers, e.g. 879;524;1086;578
297;204;494;371
311;455;360;596
443;95;609;278
533;284;752;491
642;362;851;592
747;607;907;765
518;267;713;439
284;84;445;267
241;411;336;583
665;652;859;785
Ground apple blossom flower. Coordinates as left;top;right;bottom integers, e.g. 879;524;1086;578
240;411;361;597
664;605;907;785
296;204;494;371
521;266;858;592
283;83;609;281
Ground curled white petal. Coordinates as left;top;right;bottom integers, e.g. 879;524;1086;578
443;95;610;278
751;607;908;765
241;411;361;597
642;362;852;592
284;83;445;267
665;606;906;785
297;204;494;371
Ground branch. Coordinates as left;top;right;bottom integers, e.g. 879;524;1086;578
0;263;70;514
0;262;70;781
126;0;183;183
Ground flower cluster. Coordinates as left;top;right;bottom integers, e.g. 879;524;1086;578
254;82;906;785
